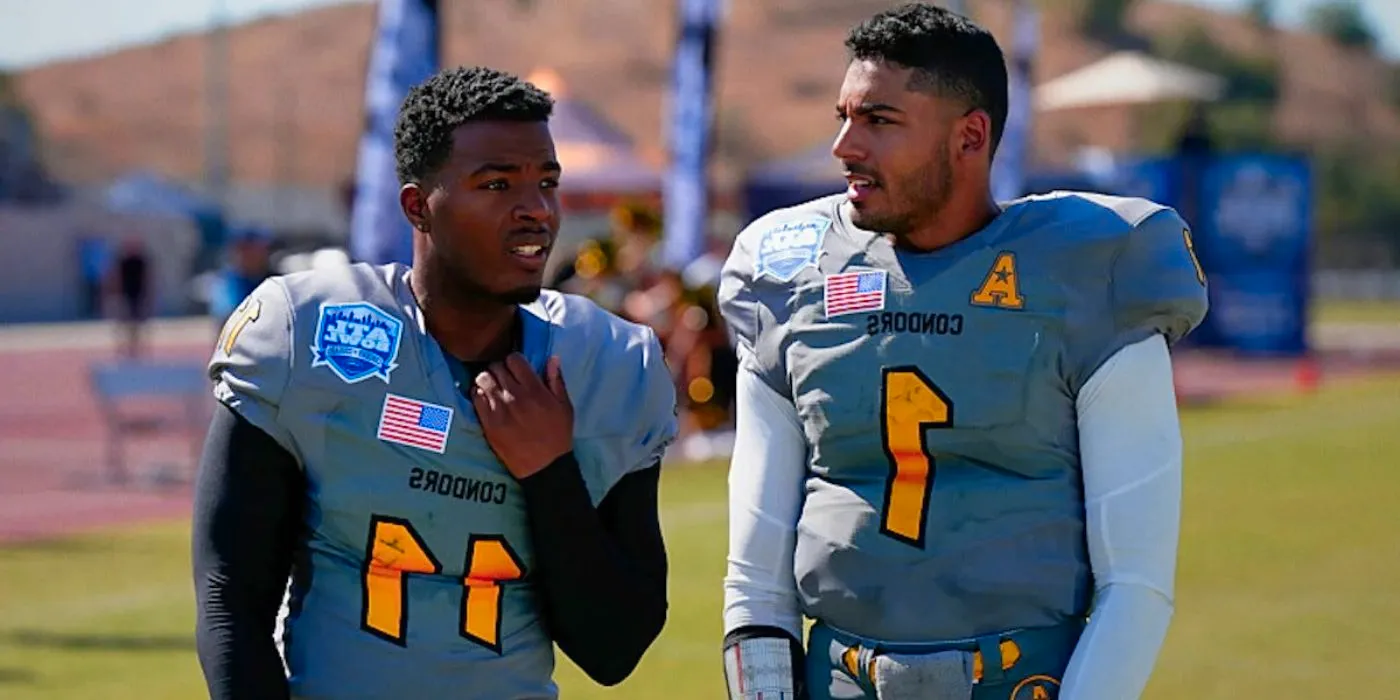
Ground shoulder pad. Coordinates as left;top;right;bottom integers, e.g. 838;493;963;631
209;277;299;455
1063;201;1209;389
1055;191;1170;226
718;197;838;351
1113;206;1209;344
280;262;413;386
276;262;404;317
1004;191;1167;236
536;291;678;502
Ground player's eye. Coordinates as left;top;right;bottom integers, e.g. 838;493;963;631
482;180;509;191
868;115;892;125
540;178;560;190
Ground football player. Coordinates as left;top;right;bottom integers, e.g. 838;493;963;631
192;66;677;699
717;4;1208;700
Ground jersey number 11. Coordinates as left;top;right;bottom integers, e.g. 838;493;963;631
879;367;953;549
360;515;526;653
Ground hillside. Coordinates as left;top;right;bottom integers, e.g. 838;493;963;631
12;0;1400;190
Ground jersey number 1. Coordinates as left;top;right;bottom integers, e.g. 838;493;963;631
361;515;526;653
879;367;953;548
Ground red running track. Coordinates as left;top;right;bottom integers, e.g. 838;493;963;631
0;319;1395;543
0;334;212;543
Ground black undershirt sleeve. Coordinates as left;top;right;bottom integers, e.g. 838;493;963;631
519;455;669;686
191;402;304;700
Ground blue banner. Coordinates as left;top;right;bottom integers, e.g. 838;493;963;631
1197;154;1311;272
1190;269;1311;355
661;0;722;270
1191;154;1312;356
348;0;440;266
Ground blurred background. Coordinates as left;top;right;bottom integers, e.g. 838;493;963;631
1;0;1398;698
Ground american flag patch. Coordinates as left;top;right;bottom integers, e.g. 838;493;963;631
824;269;887;318
377;394;453;453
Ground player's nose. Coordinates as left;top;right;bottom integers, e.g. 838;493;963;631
512;188;555;224
831;120;866;164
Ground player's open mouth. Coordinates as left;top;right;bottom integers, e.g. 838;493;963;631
845;175;878;202
508;243;550;271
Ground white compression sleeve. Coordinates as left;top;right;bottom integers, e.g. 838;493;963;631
722;358;808;641
1061;334;1183;700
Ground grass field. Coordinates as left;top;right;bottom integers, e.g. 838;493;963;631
3;374;1400;699
1312;299;1400;325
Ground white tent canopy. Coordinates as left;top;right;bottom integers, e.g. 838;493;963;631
1034;51;1227;111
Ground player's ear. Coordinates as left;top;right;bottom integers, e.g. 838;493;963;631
400;183;431;233
955;109;991;159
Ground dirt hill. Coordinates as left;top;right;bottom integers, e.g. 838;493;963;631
13;0;1399;190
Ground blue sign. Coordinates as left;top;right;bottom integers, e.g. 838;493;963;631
347;0;440;266
1191;270;1310;355
1198;154;1311;271
1192;154;1312;356
661;0;722;269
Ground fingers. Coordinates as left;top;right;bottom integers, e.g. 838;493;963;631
474;356;566;423
471;370;501;415
546;356;569;402
502;353;536;387
473;356;534;416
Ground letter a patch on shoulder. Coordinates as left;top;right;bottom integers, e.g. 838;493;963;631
970;251;1025;310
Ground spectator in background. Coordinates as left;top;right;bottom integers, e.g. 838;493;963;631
556;201;743;447
555;236;630;313
669;284;737;439
110;235;151;359
554;202;665;317
77;235;113;319
623;267;684;332
623;266;739;454
609;201;663;289
678;235;738;431
209;226;274;329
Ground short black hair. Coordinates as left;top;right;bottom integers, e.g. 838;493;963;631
845;3;1008;153
394;66;555;184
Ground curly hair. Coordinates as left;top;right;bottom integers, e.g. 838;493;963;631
393;66;555;184
845;3;1008;154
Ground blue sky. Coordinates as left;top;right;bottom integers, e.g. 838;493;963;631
0;0;1395;69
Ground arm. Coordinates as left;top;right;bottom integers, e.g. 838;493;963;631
192;403;304;700
722;359;809;700
518;456;668;686
1061;334;1182;700
197;278;302;699
471;317;677;686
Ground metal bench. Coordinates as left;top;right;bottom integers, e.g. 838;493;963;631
88;361;209;487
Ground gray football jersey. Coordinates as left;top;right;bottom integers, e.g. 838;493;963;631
718;191;1207;643
211;262;677;699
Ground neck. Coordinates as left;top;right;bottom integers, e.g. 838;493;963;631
409;265;518;363
897;186;1001;253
